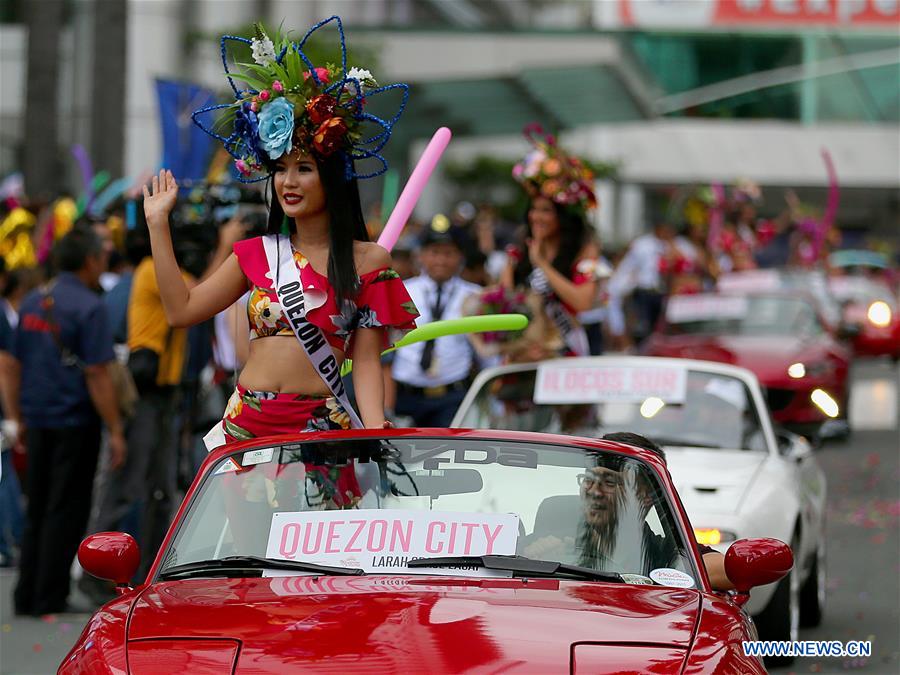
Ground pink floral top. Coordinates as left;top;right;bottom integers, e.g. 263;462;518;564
233;237;419;353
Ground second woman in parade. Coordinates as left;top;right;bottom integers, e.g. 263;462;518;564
501;125;601;357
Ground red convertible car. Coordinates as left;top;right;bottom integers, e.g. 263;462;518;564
644;292;852;439
62;429;790;674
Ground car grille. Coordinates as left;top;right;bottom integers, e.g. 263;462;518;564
766;387;795;411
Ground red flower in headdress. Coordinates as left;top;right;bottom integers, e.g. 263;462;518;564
306;94;339;126
303;67;331;84
313;117;348;156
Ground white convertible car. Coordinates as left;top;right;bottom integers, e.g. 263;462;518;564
451;356;827;646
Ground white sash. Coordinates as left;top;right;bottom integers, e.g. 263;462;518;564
529;268;590;357
202;234;365;452
262;234;364;429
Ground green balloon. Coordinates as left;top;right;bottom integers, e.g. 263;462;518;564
340;313;529;376
75;171;112;219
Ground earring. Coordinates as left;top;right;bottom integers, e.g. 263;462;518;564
281;215;291;236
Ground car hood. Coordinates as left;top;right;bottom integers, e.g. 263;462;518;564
653;334;813;381
127;575;701;672
665;449;766;516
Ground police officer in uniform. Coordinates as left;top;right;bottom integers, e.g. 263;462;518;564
391;217;481;428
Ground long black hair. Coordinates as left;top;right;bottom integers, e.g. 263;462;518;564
265;153;370;304
513;198;591;288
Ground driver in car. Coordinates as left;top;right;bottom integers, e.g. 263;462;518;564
602;432;733;591
524;432;734;592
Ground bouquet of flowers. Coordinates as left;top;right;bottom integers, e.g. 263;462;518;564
462;286;562;364
470;287;532;344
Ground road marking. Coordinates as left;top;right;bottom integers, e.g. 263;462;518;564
850;375;898;431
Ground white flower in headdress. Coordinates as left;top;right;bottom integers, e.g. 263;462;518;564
251;34;276;66
347;67;377;88
524;149;545;178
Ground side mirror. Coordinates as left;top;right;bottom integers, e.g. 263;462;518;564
724;538;793;606
838;322;862;340
775;429;812;461
78;532;140;590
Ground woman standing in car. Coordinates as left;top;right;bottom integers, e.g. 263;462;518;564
142;18;418;446
501;125;600;357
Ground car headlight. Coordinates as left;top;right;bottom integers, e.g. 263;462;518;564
867;301;892;328
811;388;840;418
788;361;831;378
694;528;737;546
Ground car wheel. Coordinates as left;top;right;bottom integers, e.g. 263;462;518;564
755;537;800;667
800;543;826;627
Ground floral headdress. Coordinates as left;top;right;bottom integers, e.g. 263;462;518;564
512;123;597;213
730;178;762;205
192;16;408;182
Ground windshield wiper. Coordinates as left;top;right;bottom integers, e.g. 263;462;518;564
158;555;364;580
408;555;623;583
652;437;723;449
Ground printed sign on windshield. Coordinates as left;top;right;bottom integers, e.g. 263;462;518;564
535;364;687;404
665;295;749;323
266;510;519;577
717;270;779;292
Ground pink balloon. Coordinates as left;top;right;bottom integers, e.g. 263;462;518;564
377;127;452;252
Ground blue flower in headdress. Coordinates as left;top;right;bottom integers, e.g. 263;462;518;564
234;103;262;161
257;98;294;160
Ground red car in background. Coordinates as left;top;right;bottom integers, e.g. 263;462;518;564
828;275;900;361
644;292;852;439
61;429;792;674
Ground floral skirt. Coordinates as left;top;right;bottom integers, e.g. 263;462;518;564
220;383;352;443
218;385;361;542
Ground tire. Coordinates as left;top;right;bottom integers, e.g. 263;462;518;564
755;538;800;667
800;544;826;627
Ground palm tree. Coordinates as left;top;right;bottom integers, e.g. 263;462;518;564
23;0;64;199
90;0;128;179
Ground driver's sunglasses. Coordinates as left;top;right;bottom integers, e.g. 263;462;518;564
577;473;621;490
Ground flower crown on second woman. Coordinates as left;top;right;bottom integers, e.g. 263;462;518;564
512;123;597;214
192;16;409;182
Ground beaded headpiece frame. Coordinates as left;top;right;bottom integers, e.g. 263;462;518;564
192;16;408;182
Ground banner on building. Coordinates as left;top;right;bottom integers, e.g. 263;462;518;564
617;0;899;29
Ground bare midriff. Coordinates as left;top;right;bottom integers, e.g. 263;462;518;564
238;335;344;396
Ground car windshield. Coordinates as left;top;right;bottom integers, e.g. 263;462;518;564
664;294;824;337
457;367;766;452
719;270;841;328
829;276;895;308
159;438;698;585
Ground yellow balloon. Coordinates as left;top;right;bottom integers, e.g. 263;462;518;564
1;232;36;270
0;206;36;240
53;197;77;239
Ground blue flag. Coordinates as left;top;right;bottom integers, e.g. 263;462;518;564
155;79;216;180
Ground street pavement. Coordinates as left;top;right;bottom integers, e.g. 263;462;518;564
770;359;899;674
1;360;897;674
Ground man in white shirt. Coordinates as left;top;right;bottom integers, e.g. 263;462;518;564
391;220;482;427
607;221;675;349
